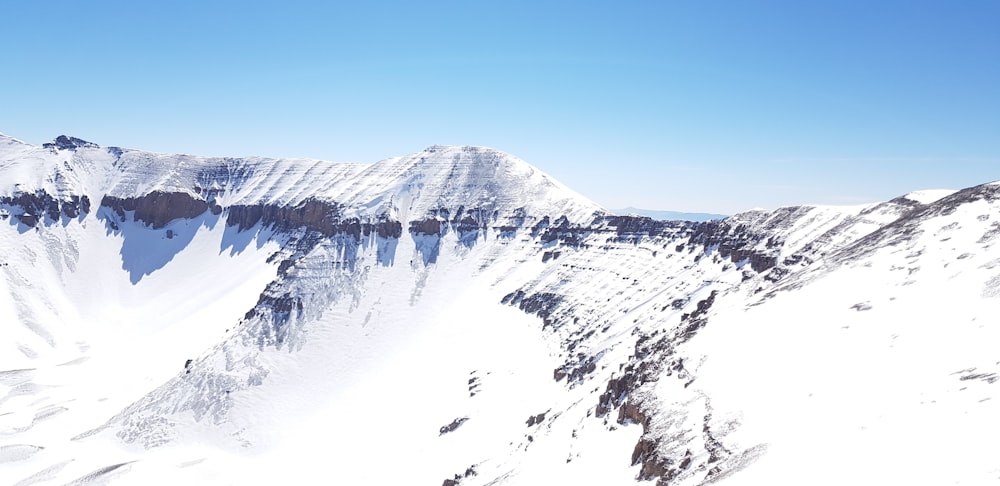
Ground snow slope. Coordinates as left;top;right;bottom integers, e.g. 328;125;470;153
1;134;997;485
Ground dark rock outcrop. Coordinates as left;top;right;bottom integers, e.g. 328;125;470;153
227;199;403;240
16;214;37;226
409;218;443;236
441;465;477;486
688;218;781;273
225;198;339;235
102;192;216;229
439;417;469;435
1;191;92;227
537;215;589;247
525;411;547;427
42;135;98;151
61;195;91;219
501;291;563;329
226;199;406;347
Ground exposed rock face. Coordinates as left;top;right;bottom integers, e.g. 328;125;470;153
62;195;91;218
227;199;402;239
227;199;339;235
529;214;700;249
525;412;547;427
0;191;92;227
439;417;469;435
440;465;477;486
688;216;783;273
17;213;38;227
605;214;693;237
536;215;590;247
502;209;890;485
409;206;512;243
409;218;443;236
42;135;99;151
101;192;219;229
406;205;531;264
450;206;496;246
606;292;724;485
222;199;411;349
502;291;563;330
503;192;996;485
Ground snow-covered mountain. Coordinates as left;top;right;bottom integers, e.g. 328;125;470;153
1;134;997;485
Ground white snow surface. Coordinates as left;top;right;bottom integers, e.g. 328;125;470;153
903;188;958;205
0;133;601;225
1;134;998;485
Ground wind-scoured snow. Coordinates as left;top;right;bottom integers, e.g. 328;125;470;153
1;134;997;485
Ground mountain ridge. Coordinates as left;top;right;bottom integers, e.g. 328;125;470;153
1;134;997;485
613;207;728;222
0;135;603;226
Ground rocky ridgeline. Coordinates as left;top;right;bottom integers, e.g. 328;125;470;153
499;204;935;486
828;182;1000;268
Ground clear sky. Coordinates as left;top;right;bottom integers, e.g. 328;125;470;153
2;1;998;214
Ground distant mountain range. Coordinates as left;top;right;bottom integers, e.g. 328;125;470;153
612;207;727;221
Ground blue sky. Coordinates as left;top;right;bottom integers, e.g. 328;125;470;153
2;1;997;214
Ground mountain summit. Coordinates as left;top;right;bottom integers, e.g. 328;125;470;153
0;136;602;222
1;135;997;485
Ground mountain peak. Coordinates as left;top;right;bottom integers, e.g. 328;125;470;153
413;145;526;169
371;144;603;223
0;134;603;224
42;135;99;151
416;145;530;167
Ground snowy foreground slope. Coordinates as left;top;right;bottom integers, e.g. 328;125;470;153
1;134;998;485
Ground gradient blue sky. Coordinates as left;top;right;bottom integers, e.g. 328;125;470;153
2;1;998;214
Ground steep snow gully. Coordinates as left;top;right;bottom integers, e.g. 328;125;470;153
1;134;998;485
